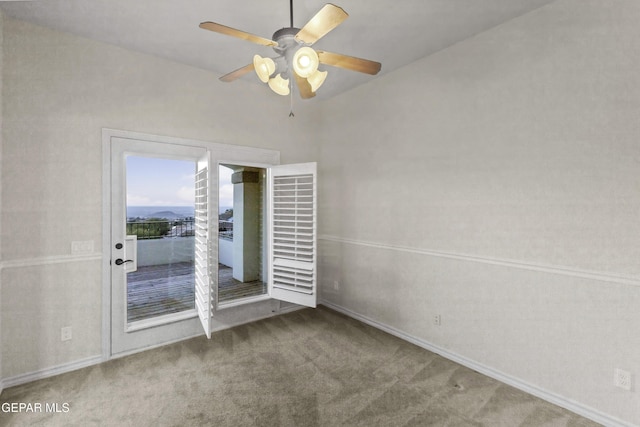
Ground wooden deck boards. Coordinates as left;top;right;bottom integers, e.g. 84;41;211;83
218;265;267;302
127;262;266;323
127;262;195;323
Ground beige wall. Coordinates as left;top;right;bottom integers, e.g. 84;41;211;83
2;0;640;425
318;0;640;424
0;17;319;379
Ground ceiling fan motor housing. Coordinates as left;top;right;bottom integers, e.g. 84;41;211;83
271;27;306;80
272;27;303;54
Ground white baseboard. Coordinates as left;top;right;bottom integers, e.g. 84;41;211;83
1;355;103;391
320;300;634;427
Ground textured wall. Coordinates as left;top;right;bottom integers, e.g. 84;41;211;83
0;17;319;378
318;0;640;424
3;1;640;425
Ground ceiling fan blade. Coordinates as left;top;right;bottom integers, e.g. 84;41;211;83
295;4;348;45
200;22;277;47
317;50;381;75
219;63;256;83
294;72;316;99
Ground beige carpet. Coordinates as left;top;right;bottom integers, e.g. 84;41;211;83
0;307;600;426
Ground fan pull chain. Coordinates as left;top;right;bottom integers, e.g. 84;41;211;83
289;88;295;117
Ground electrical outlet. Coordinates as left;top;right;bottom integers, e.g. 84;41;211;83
434;314;442;326
61;326;72;342
614;368;632;391
333;281;340;291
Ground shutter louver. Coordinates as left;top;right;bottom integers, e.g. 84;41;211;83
269;163;317;307
194;163;212;338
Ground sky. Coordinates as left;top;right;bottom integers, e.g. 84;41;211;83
218;165;234;209
126;156;233;208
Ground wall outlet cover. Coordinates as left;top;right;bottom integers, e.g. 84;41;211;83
614;368;632;391
61;326;73;342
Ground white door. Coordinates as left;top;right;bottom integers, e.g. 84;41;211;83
108;135;316;345
109;137;206;355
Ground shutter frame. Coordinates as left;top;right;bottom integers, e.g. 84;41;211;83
194;155;213;338
268;162;317;308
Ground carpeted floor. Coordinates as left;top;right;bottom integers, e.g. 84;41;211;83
0;306;600;426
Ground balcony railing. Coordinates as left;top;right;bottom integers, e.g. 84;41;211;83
126;219;234;240
127;219;195;240
219;220;233;241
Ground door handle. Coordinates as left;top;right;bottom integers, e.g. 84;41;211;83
114;259;133;266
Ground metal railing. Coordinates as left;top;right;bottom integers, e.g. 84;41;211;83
127;219;195;240
126;219;234;240
219;220;233;241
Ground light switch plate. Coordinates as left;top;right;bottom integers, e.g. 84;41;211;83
71;240;94;254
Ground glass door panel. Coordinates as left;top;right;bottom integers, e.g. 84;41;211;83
125;156;196;323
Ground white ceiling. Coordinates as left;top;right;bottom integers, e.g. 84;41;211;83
0;0;556;100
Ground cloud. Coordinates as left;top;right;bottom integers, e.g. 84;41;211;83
127;193;182;206
127;194;152;205
219;183;234;207
177;186;195;203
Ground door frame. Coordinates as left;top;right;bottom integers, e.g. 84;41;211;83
101;128;280;360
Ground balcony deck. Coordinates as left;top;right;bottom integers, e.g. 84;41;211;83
127;262;266;323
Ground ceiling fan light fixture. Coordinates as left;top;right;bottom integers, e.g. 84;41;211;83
293;46;319;78
253;55;276;83
268;73;290;96
307;69;328;92
203;3;382;108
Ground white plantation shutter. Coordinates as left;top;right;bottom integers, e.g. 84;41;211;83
194;156;213;338
268;162;317;308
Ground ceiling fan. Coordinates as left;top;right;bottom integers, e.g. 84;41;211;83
199;1;381;102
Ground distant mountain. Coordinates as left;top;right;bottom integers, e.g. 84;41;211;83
148;210;183;220
219;208;233;221
127;206;194;219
